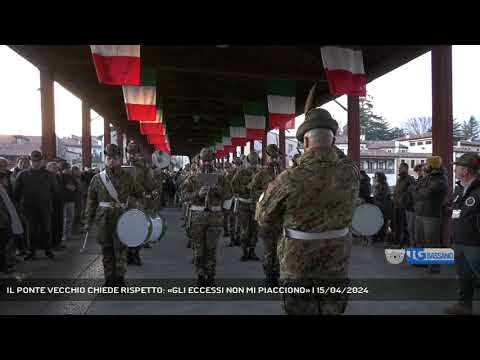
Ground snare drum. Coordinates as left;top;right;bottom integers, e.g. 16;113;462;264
351;203;384;237
116;209;166;247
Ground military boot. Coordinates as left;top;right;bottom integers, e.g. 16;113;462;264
197;275;206;287
241;248;249;262
103;276;116;287
206;274;215;286
248;248;260;261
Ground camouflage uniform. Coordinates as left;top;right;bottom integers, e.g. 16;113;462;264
183;148;233;285
84;144;142;285
224;159;243;246
231;153;260;260
256;108;360;315
126;143;158;264
251;148;283;283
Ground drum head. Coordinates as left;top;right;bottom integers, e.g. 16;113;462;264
116;209;152;247
351;204;384;236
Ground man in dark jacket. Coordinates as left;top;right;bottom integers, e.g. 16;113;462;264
413;156;448;274
9;155;30;256
359;170;372;203
46;162;64;251
14;151;57;260
393;163;416;247
60;161;78;244
445;154;480;315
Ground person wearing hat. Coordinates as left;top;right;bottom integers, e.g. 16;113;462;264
223;156;244;246
445;153;480;315
58;161;79;248
84;143;143;287
125;141;158;266
13;150;57;260
255;107;360;314
251;143;285;286
412;155;448;274
231;151;261;261
182;147;233;286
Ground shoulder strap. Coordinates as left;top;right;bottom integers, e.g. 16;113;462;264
99;170;121;205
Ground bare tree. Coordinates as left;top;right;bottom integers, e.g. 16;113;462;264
401;117;432;135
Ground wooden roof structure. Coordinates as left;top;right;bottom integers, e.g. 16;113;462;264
9;45;431;156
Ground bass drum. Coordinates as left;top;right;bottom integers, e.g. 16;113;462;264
148;212;167;243
351;203;384;237
116;209;166;247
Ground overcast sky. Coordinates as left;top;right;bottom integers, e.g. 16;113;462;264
1;45;479;139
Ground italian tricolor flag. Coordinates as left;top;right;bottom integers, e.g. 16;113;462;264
140;100;163;124
229;116;247;147
123;69;156;121
244;102;266;140
147;134;166;145
90;45;141;86
215;138;225;158
320;46;367;96
267;80;296;130
140;123;165;135
222;129;235;154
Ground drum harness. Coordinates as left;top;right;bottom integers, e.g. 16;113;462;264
98;170;127;209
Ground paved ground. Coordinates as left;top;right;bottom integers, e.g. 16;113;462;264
0;207;471;315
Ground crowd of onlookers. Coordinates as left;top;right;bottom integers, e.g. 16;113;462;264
359;157;451;272
0;151;99;273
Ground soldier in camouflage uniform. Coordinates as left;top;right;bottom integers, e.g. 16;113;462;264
84;144;143;287
251;143;284;286
256;108;360;315
232;151;261;261
183;148;233;286
291;153;302;168
222;161;234;237
226;156;244;246
125;141;158;265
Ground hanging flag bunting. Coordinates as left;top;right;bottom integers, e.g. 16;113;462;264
267;80;296;130
123;68;157;121
222;129;235;154
244;102;266;141
90;45;141;86
229;115;247;147
140;123;165;135
140;100;163;124
154;142;169;153
215;137;225;158
320;46;367;97
147;134;166;145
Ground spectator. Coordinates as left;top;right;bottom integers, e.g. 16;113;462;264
9;156;30;256
404;164;425;247
14;150;56;260
80;168;95;228
372;172;392;243
413;156;448;274
46;162;65;251
0;157;13;194
71;166;83;232
359;170;372;203
392;163;415;247
59;161;78;244
0;170;23;274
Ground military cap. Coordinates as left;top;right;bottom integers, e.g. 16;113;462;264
30;150;43;161
126;141;140;155
266;144;282;157
296;108;339;142
200;147;215;162
247;151;259;164
104;143;121;157
454;153;480;170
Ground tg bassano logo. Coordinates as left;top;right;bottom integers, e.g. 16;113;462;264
405;248;455;265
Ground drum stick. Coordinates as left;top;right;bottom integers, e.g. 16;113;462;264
80;231;89;253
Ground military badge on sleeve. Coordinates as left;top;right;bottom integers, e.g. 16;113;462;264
465;196;476;207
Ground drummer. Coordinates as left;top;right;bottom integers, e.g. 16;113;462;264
84;144;143;287
255;104;360;315
125;141;158;265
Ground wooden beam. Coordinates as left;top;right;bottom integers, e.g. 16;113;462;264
431;45;453;247
40;69;56;161
103;119;111;148
279;128;286;169
82;101;92;169
347;96;360;165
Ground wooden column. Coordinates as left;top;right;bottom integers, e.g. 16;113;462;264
347;95;360;165
431;45;453;246
40;69;56;160
279;128;286;168
82;101;92;170
103;119;111;148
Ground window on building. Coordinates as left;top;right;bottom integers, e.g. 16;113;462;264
410;142;415;146
426;141;432;144
411;160;415;168
421;160;425;164
379;161;384;169
401;160;406;164
417;141;424;146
